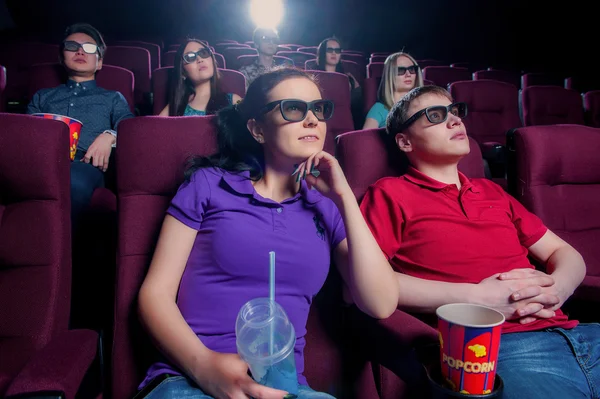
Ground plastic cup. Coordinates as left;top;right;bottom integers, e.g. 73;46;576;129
235;298;298;395
436;303;505;395
32;113;82;160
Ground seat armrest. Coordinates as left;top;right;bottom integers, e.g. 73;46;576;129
6;330;99;399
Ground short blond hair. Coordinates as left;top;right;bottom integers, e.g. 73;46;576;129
377;52;424;110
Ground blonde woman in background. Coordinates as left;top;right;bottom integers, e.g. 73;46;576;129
363;52;423;129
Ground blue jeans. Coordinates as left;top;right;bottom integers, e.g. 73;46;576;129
143;375;336;399
497;323;600;399
71;150;104;228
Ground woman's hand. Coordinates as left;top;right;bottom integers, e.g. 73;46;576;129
196;351;291;399
293;151;353;205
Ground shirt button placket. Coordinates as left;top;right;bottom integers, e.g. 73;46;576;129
459;192;471;219
273;207;286;233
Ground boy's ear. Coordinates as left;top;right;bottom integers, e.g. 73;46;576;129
395;132;413;153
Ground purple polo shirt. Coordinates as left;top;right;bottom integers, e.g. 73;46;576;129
140;167;346;388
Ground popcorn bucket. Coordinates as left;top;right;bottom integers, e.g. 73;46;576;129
32;113;82;160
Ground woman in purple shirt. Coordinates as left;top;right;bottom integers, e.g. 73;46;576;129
137;68;399;399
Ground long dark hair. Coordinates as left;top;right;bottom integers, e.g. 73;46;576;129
168;38;230;116
316;37;345;74
185;67;317;181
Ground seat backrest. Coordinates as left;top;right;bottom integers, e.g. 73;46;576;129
341;60;365;85
282;44;302;51
565;76;600;93
367;62;384;79
218;68;246;97
27;63;65;98
343;50;365;56
341;53;365;66
473;69;520;88
369;55;387;63
422;66;471;88
151;67;245;114
522;86;585;126
236;55;293;68
0;42;59;67
213;43;246;56
161;51;176;67
222;47;257;70
336;128;484;201
213;53;226;69
27;63;135;113
584;90;600;128
449;80;521;145
111;116;219;399
451;62;489;73
362;77;380;117
416;59;446;69
0;113;72;351
236;54;256;68
114;41;161;72
0;43;59;101
277;51;314;69
0;64;6;112
521;72;563;88
0;64;5;92
304;59;318;70
103;46;151;106
141;38;164;49
509;124;600;277
309;70;354;154
97;65;136;113
450;62;469;69
150;67;173;115
298;46;317;55
303;59;364;88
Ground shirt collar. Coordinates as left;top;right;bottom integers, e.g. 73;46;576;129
403;166;480;193
66;79;97;89
221;169;322;205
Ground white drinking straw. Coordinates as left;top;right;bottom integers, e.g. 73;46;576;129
269;251;276;355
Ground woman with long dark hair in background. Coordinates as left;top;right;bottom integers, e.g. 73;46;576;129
160;38;241;116
315;37;360;89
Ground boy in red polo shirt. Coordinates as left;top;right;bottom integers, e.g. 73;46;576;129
360;85;599;399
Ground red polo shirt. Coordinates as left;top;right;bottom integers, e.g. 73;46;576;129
360;167;578;333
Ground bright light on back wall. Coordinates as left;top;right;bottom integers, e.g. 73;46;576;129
250;0;284;30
